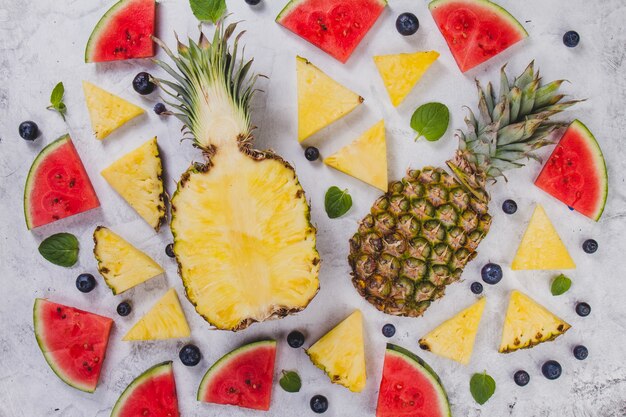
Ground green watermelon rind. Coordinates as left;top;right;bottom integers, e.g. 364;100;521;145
385;343;452;417
276;0;389;22
23;135;71;230
197;340;276;401
110;361;174;417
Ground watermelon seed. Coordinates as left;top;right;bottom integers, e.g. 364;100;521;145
94;356;99;363
395;383;403;390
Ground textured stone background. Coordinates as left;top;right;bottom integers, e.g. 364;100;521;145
1;0;625;416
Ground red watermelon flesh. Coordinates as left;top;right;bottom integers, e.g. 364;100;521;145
277;0;387;63
535;120;608;221
33;299;113;393
24;135;99;230
111;362;180;417
429;0;527;72
198;340;276;411
85;0;156;63
377;344;451;417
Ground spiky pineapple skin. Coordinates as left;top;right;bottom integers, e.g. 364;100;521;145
349;167;491;317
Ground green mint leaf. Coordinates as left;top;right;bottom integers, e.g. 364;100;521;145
38;233;79;267
470;372;496;405
410;102;450;142
279;370;302;393
325;186;352;219
551;274;572;296
189;0;226;23
50;82;64;106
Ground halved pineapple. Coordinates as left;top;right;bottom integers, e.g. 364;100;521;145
297;56;363;142
306;310;366;392
93;226;163;294
374;51;439;106
418;297;486;365
499;290;570;353
101;137;166;231
123;288;191;341
324;120;388;191
83;81;144;140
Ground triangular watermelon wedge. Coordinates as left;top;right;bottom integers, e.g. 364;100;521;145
429;0;527;72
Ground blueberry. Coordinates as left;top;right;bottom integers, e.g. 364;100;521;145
573;345;588;360
19;121;39;141
563;31;580;48
396;13;419;36
502;199;517;214
470;281;483;294
305;146;320;161
310;395;328;414
513;370;530;386
179;344;202;366
287;330;305;348
245;0;261;5
541;360;562;380
165;243;175;258
117;301;132;317
382;323;396;338
576;302;591;317
481;263;503;285
154;103;166;115
76;273;96;293
132;72;156;95
582;239;598;254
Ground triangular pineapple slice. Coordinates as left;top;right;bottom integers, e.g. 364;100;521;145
297;56;363;142
418;297;486;365
511;204;575;270
499;290;570;353
101;137;166;231
123;288;191;341
93;226;164;294
324;120;387;191
83;81;144;140
374;51;439;107
306;310;366;392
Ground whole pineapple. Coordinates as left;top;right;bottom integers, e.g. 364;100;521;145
154;22;320;331
350;62;578;317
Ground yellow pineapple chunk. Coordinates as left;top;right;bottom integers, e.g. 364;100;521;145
306;310;366;392
324;120;388;191
500;290;570;353
83;81;144;140
511;205;575;270
374;51;439;107
123;288;191;341
93;226;164;294
297;56;363;142
101;137;166;231
418;297;486;365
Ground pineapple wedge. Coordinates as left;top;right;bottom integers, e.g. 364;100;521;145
93;226;164;294
324;120;388;191
374;51;439;107
297;56;363;142
418;297;486;365
101;137;166;231
83;81;144;140
123;288;191;341
499;290;570;353
512;205;575;270
306;310;366;392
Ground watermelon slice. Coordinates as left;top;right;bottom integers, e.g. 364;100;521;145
85;0;156;63
111;361;180;417
198;340;276;411
33;299;113;393
535;120;608;221
277;0;387;63
24;135;100;230
376;344;451;417
429;0;527;73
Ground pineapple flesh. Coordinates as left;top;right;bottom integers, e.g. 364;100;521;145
350;62;579;317
123;288;191;341
155;23;320;331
